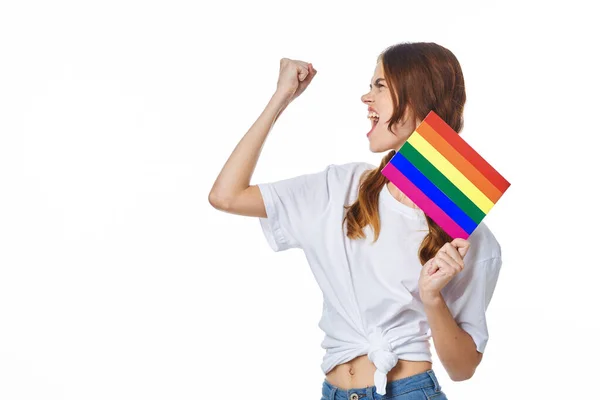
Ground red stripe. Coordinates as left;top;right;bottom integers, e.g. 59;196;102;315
416;120;504;203
423;111;511;193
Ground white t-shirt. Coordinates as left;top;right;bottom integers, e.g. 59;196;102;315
257;161;502;395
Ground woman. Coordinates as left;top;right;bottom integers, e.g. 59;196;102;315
209;42;502;399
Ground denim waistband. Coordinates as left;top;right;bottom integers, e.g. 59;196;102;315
322;369;441;400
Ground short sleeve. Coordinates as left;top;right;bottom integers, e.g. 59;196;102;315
257;164;336;252
442;256;502;353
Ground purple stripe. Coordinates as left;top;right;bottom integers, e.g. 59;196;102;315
382;163;470;239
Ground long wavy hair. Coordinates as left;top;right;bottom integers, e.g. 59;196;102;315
343;42;466;266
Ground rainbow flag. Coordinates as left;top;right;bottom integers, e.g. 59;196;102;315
381;110;510;239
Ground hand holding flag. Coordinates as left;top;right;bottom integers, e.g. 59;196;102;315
418;238;470;302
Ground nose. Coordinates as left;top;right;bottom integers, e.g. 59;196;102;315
361;92;372;104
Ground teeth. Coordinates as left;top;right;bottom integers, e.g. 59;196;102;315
367;111;380;119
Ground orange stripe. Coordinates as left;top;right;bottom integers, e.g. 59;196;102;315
416;120;503;203
424;111;511;192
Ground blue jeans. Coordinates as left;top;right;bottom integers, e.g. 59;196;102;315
321;369;448;400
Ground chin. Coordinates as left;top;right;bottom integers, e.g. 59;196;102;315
368;143;386;153
368;138;392;153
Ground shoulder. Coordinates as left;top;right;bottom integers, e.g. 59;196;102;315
329;161;377;172
464;221;502;265
327;161;377;181
320;162;377;202
325;161;378;189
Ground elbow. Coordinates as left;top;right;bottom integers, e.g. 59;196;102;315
449;345;483;381
208;190;229;211
450;373;473;382
449;366;476;382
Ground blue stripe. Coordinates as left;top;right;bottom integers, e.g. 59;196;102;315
390;152;477;234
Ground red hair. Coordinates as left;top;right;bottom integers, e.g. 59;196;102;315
343;42;466;265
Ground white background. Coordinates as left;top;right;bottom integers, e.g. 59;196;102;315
1;0;598;399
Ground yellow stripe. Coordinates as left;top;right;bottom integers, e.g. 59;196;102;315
407;132;494;213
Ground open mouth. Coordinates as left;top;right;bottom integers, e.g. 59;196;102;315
367;117;379;137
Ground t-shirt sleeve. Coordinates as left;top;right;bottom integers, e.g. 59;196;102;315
443;256;502;353
257;164;336;252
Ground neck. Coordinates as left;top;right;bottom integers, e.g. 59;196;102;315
386;182;419;209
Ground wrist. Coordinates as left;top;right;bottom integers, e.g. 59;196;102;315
420;291;444;306
271;90;292;107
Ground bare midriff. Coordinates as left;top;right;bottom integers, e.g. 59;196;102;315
325;355;432;390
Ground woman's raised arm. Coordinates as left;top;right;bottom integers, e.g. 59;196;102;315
208;58;317;218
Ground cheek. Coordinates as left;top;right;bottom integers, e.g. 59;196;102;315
379;119;393;134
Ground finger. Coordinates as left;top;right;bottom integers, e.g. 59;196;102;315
434;256;455;276
428;260;439;275
293;59;311;69
439;243;464;268
451;238;470;257
292;60;312;79
425;259;438;275
451;238;469;247
437;251;462;272
297;65;310;81
305;65;317;81
423;259;432;273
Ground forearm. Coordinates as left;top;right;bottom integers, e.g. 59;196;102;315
209;91;291;204
422;294;480;381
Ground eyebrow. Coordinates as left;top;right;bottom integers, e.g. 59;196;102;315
370;78;386;88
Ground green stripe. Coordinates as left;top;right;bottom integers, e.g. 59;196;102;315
399;142;486;223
